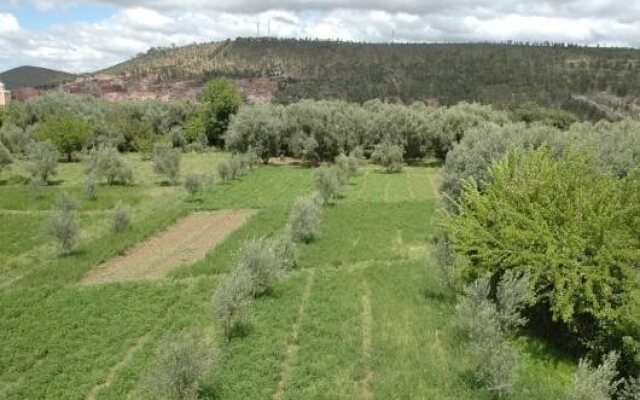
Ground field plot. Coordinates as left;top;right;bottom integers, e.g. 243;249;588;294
0;157;575;399
81;210;255;284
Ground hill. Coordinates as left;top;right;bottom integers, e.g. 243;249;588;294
0;66;74;90
91;38;640;115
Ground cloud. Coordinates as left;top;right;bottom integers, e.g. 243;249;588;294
1;2;640;73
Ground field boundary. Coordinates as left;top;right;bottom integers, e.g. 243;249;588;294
273;269;315;400
361;280;374;400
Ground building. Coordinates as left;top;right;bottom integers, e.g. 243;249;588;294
0;81;10;106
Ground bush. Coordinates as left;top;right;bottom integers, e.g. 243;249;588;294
620;377;640;399
46;193;78;253
334;153;352;185
443;148;639;352
371;141;404;173
217;160;234;182
145;331;216;400
184;173;204;197
288;194;322;243
84;175;98;200
27;140;59;184
212;267;253;338
236;237;284;297
153;142;181;185
112;203;131;233
85;145;133;185
0;122;33;154
168;126;186;148
36;113;93;162
314;166;340;205
570;352;621;400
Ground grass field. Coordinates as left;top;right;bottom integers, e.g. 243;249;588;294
0;156;575;399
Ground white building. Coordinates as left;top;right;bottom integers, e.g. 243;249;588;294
0;81;10;106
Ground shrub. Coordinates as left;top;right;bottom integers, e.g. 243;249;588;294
236;237;283;297
153;142;181;185
456;276;520;398
168;126;186;148
184;173;204;197
46;193;78;253
371;141;404;173
85;146;133;185
145;331;216;400
314;166;340;205
288;194;322;243
570;352;621;400
334;153;352;185
0;141;12;174
84;175;98;200
271;230;299;272
496;270;534;332
217;160;234;182
0;122;33;154
212;267;253;338
620;377;640;400
27;140;59;184
112;203;131;233
443;149;639;352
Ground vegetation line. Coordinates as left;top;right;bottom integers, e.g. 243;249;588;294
84;332;152;400
361;279;374;400
273;269;315;400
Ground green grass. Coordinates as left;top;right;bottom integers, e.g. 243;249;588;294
0;157;578;399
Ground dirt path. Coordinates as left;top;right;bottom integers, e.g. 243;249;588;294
81;210;254;285
84;333;151;400
273;269;315;400
361;280;374;400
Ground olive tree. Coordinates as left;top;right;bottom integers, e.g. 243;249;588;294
27;140;59;184
212;267;253;338
85;146;133;185
371;141;404;173
153;142;181;185
288;194;322;243
46;193;79;253
314;166;340;205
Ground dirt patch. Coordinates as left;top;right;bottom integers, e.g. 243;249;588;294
81;210;254;285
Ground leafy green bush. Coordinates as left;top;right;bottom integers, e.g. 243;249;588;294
145;331;216;400
288;194;322;243
199;78;242;147
314;166;340;205
36;113;93;162
443;148;639;352
212;267;253;338
513;102;578;130
371;141;404;173
27;140;59;184
153;142;181;185
85;146;133;185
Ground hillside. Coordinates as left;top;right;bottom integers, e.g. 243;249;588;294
88;38;640;117
0;66;74;90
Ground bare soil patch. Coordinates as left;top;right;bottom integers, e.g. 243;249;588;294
81;210;254;285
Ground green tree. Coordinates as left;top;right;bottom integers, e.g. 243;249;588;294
37;114;93;161
198;78;242;147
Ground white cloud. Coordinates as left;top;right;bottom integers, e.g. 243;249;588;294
1;2;640;72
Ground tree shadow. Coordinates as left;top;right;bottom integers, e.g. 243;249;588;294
227;322;253;339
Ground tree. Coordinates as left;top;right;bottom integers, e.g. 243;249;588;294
46;193;79;253
85;146;134;185
288;194;322;243
371;141;404;173
153;142;181;185
212;267;253;338
236;237;284;297
570;352;621;400
198;78;242;147
314;166;340;204
26;140;59;184
145;331;216;400
226;105;283;163
443;149;639;352
0;142;12;175
36;114;93;161
184;173;203;197
112;203;131;233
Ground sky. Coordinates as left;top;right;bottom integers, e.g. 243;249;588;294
1;1;640;73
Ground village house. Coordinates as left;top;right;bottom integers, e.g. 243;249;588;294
0;81;10;106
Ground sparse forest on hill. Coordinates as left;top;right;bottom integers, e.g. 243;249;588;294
97;38;640;118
